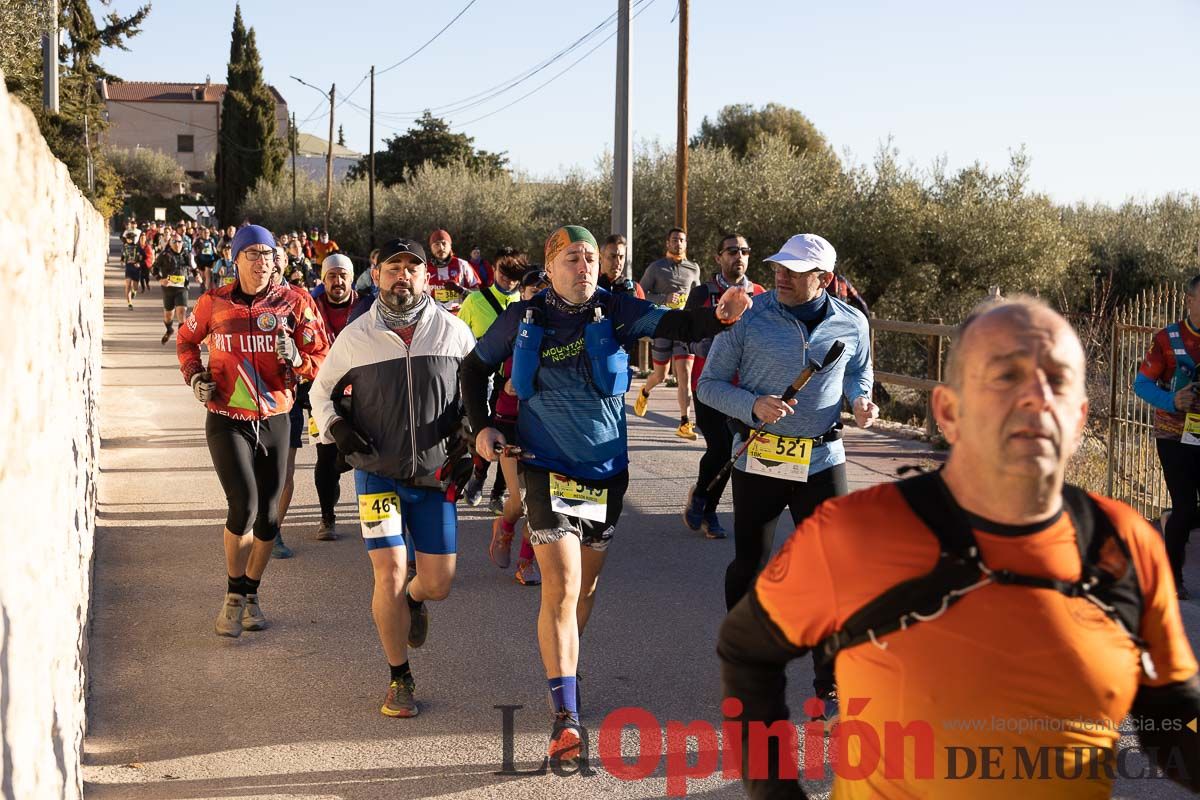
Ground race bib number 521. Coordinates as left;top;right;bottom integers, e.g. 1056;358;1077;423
746;433;813;482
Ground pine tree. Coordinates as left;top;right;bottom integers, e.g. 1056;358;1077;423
216;4;283;224
337;124;345;147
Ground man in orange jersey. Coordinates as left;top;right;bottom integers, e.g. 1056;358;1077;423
718;297;1200;798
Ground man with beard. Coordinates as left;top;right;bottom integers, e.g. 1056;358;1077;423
310;238;475;719
633;228;702;439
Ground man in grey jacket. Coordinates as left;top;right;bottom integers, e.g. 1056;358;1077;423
697;232;878;719
633;228;703;439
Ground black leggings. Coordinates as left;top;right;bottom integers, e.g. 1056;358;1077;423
728;464;848;692
314;442;343;522
693;396;733;513
1155;438;1200;582
205;412;290;540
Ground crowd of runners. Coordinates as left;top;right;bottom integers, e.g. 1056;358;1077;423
117;212;1200;796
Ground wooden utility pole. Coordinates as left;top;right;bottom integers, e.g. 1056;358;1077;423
324;83;335;232
674;0;689;230
43;0;59;112
290;112;297;220
369;66;376;250
611;0;633;277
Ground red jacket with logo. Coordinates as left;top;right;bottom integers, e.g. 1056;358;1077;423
177;283;329;420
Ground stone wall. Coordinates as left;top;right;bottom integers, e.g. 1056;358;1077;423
0;82;106;799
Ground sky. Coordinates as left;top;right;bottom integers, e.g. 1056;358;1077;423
100;0;1200;206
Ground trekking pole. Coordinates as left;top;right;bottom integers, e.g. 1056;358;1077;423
706;340;846;493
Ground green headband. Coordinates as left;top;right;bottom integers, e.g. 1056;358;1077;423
544;225;598;265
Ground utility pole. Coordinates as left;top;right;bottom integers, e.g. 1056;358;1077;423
325;83;336;232
611;0;633;277
43;0;59;112
369;66;376;250
674;0;689;231
290;112;297;220
84;113;94;192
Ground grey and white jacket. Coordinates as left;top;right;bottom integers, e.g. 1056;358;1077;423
310;299;476;483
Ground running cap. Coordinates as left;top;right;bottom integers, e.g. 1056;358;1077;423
429;229;452;244
764;233;836;273
377;238;427;265
231;224;276;261
544;225;598;266
321;253;354;278
520;267;549;289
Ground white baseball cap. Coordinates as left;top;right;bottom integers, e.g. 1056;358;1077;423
764;234;837;273
321;253;354;277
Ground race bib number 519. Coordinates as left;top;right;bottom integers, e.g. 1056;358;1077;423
549;474;608;522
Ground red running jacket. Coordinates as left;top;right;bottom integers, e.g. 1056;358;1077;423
177;283;329;420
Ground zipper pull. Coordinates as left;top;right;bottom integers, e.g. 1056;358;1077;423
593;307;603;323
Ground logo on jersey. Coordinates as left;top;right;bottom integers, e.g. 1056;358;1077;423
256;312;278;332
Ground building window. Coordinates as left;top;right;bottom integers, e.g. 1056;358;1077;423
177;135;194;153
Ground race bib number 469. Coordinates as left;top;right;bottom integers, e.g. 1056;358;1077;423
549;474;608;522
746;433;813;482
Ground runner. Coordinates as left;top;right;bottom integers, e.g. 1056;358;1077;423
425;229;480;314
212;242;237;288
309;238;475;719
176;224;329;637
1133;274;1200;599
458;247;527;510
468;245;493;288
718;297;1200;798
633;228;702;439
121;230;141;309
194;226;218;291
682;232;766;539
486;268;551;587
697;232;877;716
462;224;752;765
596;234;645;299
137;230;154;293
152;233;196;345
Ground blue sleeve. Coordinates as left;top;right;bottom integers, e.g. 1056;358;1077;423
696;319;758;426
611;293;667;345
475;303;522;367
843;317;874;403
1135;372;1176;412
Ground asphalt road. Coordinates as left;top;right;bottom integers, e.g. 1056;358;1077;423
83;249;1200;800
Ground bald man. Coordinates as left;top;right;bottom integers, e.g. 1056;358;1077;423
718;297;1200;799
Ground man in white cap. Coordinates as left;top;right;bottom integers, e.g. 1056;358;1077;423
697;232;878;720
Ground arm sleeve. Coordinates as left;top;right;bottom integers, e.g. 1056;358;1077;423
683;284;708;311
1134;372;1176;412
842;318;874;404
696;321;758;425
310;334;353;443
175;294;211;384
652;306;727;343
718;591;809;799
291;295;329;382
1131;676;1200;791
460;351;495;434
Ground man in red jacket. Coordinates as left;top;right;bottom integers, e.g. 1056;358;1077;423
177;225;329;638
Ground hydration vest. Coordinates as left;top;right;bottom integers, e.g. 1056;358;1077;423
510;294;632;401
815;470;1154;680
1162;322;1197;392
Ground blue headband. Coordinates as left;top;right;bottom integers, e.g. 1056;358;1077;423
231;224;276;261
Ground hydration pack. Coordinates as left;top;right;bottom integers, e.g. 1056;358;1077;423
1163;322;1197;392
510;294;632;401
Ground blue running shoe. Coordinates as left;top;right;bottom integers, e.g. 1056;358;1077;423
682;486;705;531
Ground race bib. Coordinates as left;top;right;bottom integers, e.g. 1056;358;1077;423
746;433;813;482
359;491;402;523
549;473;608;522
222;277;237;287
434;288;458;304
666;294;687;309
1183;413;1200;446
307;415;319;438
168;274;185;286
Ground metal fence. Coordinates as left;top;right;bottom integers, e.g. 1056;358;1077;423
1107;282;1185;518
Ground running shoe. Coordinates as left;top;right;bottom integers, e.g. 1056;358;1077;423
488;494;505;516
682;486;705;531
408;598;429;648
515;557;541;586
214;593;245;638
811;687;839;728
664;374;678;388
315;519;338;541
242;593;269;631
272;533;294;559
381;675;418;718
127;302;133;310
464;476;485;506
702;513;728;540
490;518;515;569
160;329;171;345
632;390;649;417
676;421;698;440
548;710;584;766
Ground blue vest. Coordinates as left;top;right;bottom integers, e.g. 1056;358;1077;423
510;296;632;401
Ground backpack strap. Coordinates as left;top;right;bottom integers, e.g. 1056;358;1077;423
480;285;505;318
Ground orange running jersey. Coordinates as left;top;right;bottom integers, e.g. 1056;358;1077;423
754;482;1197;799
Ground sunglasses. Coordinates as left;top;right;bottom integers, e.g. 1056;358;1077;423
723;246;752;255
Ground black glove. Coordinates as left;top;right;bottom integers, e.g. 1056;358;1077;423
328;418;373;456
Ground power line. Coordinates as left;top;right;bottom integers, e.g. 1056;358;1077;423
375;0;481;78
